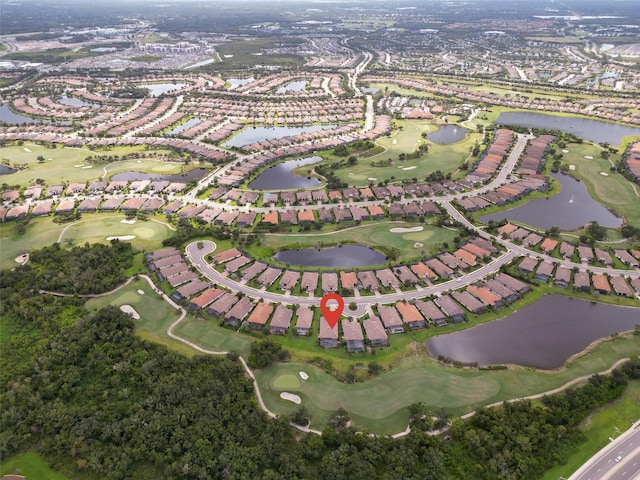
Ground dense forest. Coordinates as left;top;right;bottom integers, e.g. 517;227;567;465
1;243;639;479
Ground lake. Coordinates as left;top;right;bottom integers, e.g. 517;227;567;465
0;165;18;175
57;96;97;108
496;111;640;145
111;167;209;182
249;156;323;190
0;104;71;126
273;244;387;268
427;124;469;144
276;81;307;94
223;125;338;148
226;77;255;90
167;117;203;135
478;172;622;230
425;295;640;369
137;83;188;97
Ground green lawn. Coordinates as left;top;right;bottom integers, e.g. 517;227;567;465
255;336;640;435
254;221;458;264
0;143;198;187
542;380;640;480
0;214;174;270
325;119;481;185
0;452;69;480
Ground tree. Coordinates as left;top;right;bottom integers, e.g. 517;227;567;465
291;406;311;426
587;221;607;241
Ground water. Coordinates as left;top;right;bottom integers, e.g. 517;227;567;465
276;80;307;94
274;245;387;268
226;77;255;90
0;165;18;175
479;172;622;230
167;117;203;135
425;295;640;369
248;156;323;190
137;83;188;97
0;104;71;126
427;124;468;144
362;87;380;94
496;112;640;145
111;167;209;182
223;124;338;148
57;96;97;108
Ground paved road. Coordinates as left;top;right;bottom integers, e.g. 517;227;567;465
569;421;640;480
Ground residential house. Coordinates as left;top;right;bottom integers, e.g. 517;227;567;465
269;304;293;334
362;316;389;347
342;319;366;352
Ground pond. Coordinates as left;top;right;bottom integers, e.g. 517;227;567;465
0;104;71;126
479;172;622;230
111;167;210;183
273;244;387;268
427;124;469;144
137;83;188;97
223;124;338;148
276;80;307;94
226;77;255;90
0;165;18;175
248;156;323;190
425;295;640;369
496;111;640;145
166;117;203;135
57;96;98;108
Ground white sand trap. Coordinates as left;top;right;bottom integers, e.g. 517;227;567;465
106;235;136;241
402;166;417;171
280;392;301;404
562;149;569;153
120;219;136;224
24;147;31;152
15;254;29;265
584;155;593;160
569;165;576;170
368;177;377;181
137;160;142;163
392;139;397;144
74;164;85;168
413;242;424;248
600;172;609;176
120;304;140;319
299;371;309;380
137;289;145;295
81;166;93;169
390;226;424;233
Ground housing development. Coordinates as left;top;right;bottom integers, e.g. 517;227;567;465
1;1;639;479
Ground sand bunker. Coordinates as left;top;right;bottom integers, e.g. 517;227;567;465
402;166;417;171
120;305;140;320
569;165;576;170
15;254;29;265
368;177;377;181
280;392;301;404
390;226;424;233
137;289;145;295
584;155;593;160
299;371;309;380
562;149;569;153
392;139;397;145
413;242;424;248
81;166;93;169
106;235;136;241
600;172;609;176
120;219;136;224
24;147;31;152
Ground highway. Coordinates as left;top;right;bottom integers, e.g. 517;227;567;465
569;421;640;480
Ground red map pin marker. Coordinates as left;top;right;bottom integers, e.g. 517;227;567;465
320;292;344;329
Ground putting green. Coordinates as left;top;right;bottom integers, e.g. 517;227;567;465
272;374;302;390
152;165;175;172
133;227;156;238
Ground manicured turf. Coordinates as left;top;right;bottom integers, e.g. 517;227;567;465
255;335;640;435
257;221;458;263
0;214;173;270
0;452;69;480
0;143;187;187
272;373;302;389
542;379;640;480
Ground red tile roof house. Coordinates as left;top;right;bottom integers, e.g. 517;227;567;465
295;305;314;335
425;258;454;279
483;279;518;304
279;270;301;291
453;248;477;268
269;304;293;335
318;317;339;348
411;262;438;281
573;271;591;291
415;299;448;326
340;271;359;291
207;293;239;318
610;276;634;297
358;271;380;291
342;319;366;353
396;301;427;330
322;272;339;292
377;305;405;334
246;302;274;330
188;288;225;311
540;238;558;254
363;316;389;347
591;274;611;295
467;285;504;309
376;269;400;289
224;297;254;327
213;248;242;264
534;261;555;282
301;272;319;292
